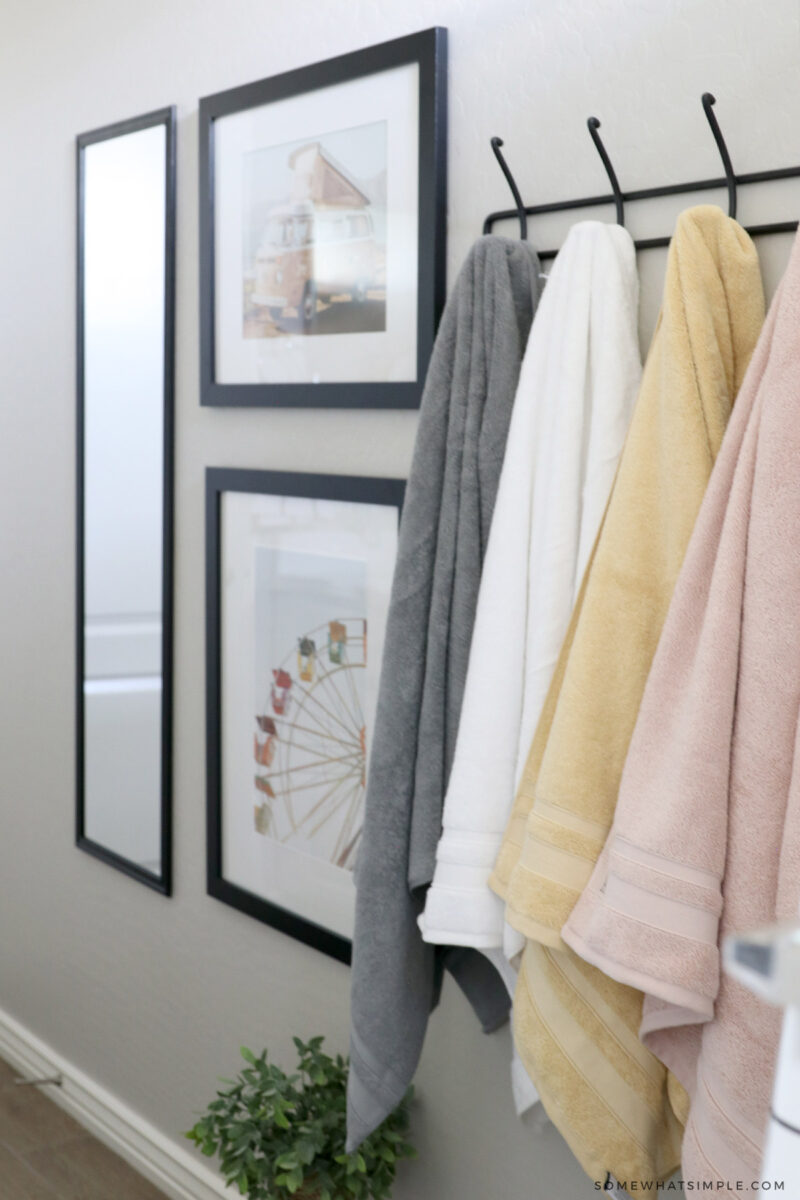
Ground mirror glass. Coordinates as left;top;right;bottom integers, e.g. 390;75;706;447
77;110;175;891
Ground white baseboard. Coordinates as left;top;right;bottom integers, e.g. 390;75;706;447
0;1006;229;1200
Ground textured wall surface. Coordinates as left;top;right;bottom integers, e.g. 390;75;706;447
0;2;798;1198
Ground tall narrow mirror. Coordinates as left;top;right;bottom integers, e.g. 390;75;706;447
76;108;176;892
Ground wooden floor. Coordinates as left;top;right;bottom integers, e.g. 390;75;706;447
0;1056;167;1199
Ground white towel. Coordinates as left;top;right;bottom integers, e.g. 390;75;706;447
418;221;641;1036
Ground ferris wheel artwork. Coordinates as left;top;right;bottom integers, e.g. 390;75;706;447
253;615;368;871
248;540;374;880
208;469;403;961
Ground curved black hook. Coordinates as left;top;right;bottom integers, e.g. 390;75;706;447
488;136;527;240
587;117;624;226
702;93;737;220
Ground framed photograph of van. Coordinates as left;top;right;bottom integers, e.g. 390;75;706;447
199;28;447;409
206;468;404;961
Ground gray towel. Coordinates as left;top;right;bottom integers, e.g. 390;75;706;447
347;235;544;1149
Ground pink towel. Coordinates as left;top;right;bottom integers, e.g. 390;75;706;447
564;232;800;1185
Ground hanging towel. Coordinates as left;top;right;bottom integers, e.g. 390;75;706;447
347;236;544;1151
564;232;800;1185
418;221;640;960
489;206;765;1185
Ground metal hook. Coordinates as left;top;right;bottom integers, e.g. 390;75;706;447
486;137;527;240
702;93;737;220
587;117;624;227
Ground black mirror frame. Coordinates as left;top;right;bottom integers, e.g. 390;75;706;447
75;106;177;894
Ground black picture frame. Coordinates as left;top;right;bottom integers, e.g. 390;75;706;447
199;27;447;409
206;468;405;961
76;107;176;894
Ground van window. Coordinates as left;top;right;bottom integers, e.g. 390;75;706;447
348;214;371;238
318;216;347;243
293;217;311;245
263;217;289;247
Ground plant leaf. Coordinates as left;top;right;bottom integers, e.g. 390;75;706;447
295;1138;317;1165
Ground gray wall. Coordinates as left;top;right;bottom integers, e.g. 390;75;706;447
0;2;798;1198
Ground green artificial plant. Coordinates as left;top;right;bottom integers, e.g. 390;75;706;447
186;1038;415;1199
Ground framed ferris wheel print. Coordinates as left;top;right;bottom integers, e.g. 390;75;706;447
206;467;404;961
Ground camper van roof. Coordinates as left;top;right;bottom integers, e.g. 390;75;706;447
287;141;371;207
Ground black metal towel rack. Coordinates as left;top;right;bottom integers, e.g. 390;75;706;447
483;94;799;260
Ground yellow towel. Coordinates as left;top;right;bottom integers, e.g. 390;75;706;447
489;206;765;1187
